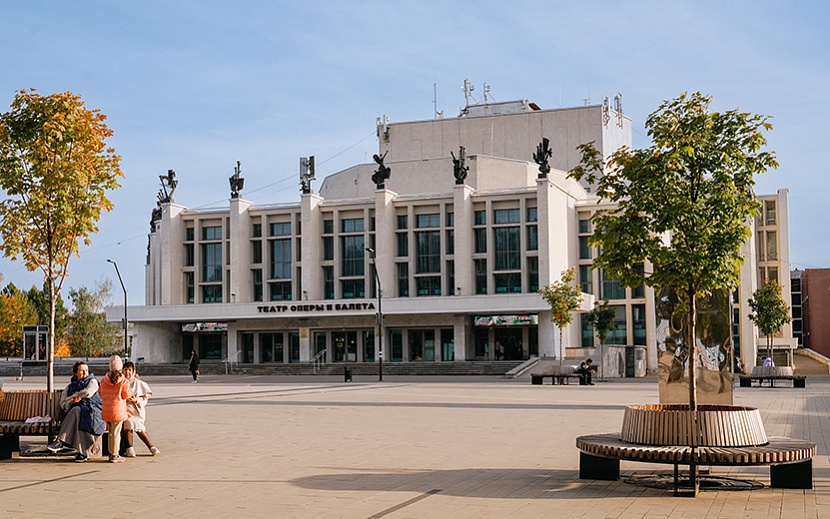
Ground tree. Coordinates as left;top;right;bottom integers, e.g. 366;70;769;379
748;279;791;362
569;92;777;492
569;92;776;407
0;283;38;357
0;89;122;395
67;280;121;357
585;299;616;381
28;281;68;336
539;268;583;367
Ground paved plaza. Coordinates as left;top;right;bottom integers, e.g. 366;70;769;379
1;372;829;518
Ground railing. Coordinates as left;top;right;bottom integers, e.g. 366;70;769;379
312;350;327;373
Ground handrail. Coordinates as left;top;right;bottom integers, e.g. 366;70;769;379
312;350;326;373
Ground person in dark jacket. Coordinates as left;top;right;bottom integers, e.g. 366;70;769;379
47;361;105;462
577;358;596;385
188;350;200;382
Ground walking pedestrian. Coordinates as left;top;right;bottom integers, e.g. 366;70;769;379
188;349;200;382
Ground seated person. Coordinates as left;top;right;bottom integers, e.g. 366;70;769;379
47;361;105;462
577;358;596;385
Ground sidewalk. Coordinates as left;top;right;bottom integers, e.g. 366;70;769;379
1;374;828;518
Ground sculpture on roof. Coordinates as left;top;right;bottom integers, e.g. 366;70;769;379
533;138;552;179
158;169;178;203
229;161;245;198
372;151;391;189
451;146;469;185
300;156;315;194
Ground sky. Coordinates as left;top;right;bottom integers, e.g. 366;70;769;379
0;1;828;307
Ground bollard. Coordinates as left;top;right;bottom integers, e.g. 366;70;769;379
344;367;352;382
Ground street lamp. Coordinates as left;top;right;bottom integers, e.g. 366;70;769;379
366;247;383;381
107;259;128;356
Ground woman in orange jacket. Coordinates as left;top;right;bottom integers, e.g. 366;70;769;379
98;355;132;463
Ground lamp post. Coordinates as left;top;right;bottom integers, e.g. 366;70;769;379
107;259;128;356
366;247;383;381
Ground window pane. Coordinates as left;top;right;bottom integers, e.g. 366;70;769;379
323;219;333;234
474;210;486;225
601;270;625;300
396;232;408;257
474;228;487;253
416;276;441;296
202;243;222;282
416;230;440;273
579;265;593;294
342;218;364;233
494;227;520;270
579;219;591;234
527;257;539;292
526;225;538;251
475;259;487;294
270;222;291;236
579;236;591;259
341;235;365;276
527;207;537;223
416;214;439;228
270;239;292;279
203;226;221;240
397;263;409;297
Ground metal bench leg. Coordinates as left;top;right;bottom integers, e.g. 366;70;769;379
794;378;806;388
770;460;812;489
579;452;619;480
531;376;542;385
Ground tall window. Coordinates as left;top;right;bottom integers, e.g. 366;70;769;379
184;243;194;267
765;200;776;225
607;306;627;345
632;304;646;345
579;265;593;294
396;232;408;257
494;227;520;270
323;266;334;299
270;239;292;279
527;256;539;292
251;240;262;264
252;269;263;301
631;263;645;298
202;243;222;282
322;236;334;261
397;263;409;297
415;214;440;273
601;269;626;300
184;272;194;304
475;259;487;294
474;210;487;253
341;235;365;276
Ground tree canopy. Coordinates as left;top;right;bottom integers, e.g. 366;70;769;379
748;279;791;359
67;280;122;357
0;89;122;392
568;92;777;412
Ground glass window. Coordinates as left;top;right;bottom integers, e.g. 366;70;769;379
396;232;408;257
201;243;222;282
342;218;364;233
269;281;292;301
606;306;627;345
475;259;487;294
252;269;263;302
323;219;333;234
415;230;440;273
185;227;195;241
579;236;591;260
579;219;591;234
601;269;626;300
397;263;409;297
270;222;291;237
765;200;776;225
494;227;520;270
494;273;522;293
341;235;365;276
202;284;222;303
397;214;408;230
251;240;262;264
632;304;646;345
322;236;334;261
203;226;221;241
252;223;262;238
527;225;538;251
474;210;486;225
527;207;537;223
446;260;455;295
323;266;334;300
446;212;454;227
632;263;645;298
766;231;777;260
494;208;520;224
269;239;292;279
184;272;194;304
474;228;487;253
527;257;539;292
581;314;594;347
579;265;593;294
416;213;440;228
446;229;454;255
416;276;441;296
184;243;194;267
341;279;364;299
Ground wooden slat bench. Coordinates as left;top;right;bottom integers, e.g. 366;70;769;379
0;389;64;460
576;433;815;491
530;365;582;385
740;366;804;388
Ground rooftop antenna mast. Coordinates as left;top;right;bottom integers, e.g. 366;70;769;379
462;79;476;108
482;82;491;104
433;83;443;119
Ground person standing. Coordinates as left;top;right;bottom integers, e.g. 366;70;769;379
188;349;200;382
98;355;132;463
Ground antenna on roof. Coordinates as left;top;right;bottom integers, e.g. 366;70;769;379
462;79;476;108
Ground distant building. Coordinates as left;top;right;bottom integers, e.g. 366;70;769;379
798;268;830;357
110;96;792;372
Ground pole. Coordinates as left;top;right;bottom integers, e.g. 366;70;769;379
107;259;128;357
366;248;383;381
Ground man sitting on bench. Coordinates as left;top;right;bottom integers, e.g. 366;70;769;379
577;358;596;385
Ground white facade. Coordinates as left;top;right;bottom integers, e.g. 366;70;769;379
111;99;790;372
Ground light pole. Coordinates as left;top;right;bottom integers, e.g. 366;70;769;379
107;259;128;356
366;247;383;381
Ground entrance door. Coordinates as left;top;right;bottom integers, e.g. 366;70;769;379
494;328;524;360
332;331;358;362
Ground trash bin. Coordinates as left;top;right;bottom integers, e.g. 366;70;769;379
344;367;352;382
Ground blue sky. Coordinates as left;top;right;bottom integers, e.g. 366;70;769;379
1;1;828;305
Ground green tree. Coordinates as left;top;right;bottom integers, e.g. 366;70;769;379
568;92;777;411
585;299;616;381
0;283;38;357
539;268;583;367
67;280;121;357
0;89;122;395
27;281;68;335
748;279;791;362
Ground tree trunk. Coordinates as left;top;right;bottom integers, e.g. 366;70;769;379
687;288;698;494
47;277;55;406
559;327;563;369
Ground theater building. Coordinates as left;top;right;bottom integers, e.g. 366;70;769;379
116;97;792;372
